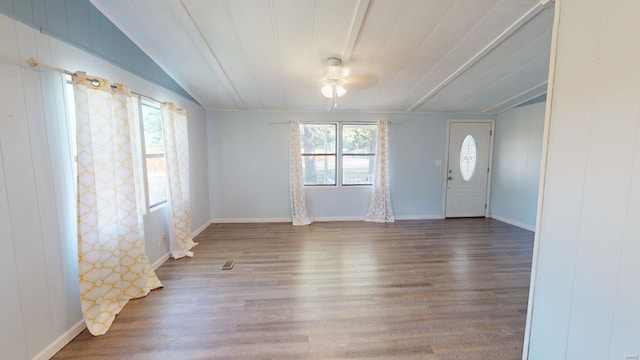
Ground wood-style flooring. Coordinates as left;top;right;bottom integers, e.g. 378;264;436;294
53;219;534;360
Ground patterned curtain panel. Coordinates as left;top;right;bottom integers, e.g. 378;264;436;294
74;72;162;336
364;120;395;223
289;120;313;225
161;103;197;259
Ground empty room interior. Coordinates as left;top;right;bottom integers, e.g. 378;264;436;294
1;0;638;359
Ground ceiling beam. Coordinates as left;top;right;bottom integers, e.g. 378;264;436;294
341;0;371;63
406;0;550;112
177;0;246;109
482;81;548;113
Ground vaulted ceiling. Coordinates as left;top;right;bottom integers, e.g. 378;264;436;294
90;0;554;113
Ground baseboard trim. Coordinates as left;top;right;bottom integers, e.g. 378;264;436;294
152;252;170;270
31;226;195;360
395;215;445;220
489;214;535;232
31;250;168;360
212;217;365;223
313;216;364;222
211;217;291;223
211;215;446;223
191;220;212;238
32;319;86;360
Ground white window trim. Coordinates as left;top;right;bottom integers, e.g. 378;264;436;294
64;78;168;215
137;97;168;213
300;121;377;188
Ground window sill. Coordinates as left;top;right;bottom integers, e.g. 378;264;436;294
149;201;168;213
304;185;373;190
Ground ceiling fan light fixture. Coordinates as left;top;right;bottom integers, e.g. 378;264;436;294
321;83;333;98
321;83;347;98
320;57;348;110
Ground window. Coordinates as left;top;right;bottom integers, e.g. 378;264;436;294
459;134;477;182
63;80;167;211
63;79;77;184
342;124;376;185
300;123;377;186
140;101;167;208
300;123;336;185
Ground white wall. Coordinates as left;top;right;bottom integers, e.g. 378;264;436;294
207;110;494;221
489;102;545;230
527;0;640;358
0;13;209;360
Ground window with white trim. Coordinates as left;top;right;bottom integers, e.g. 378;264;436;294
342;124;376;185
300;123;377;186
140;100;167;208
63;79;77;185
63;80;167;211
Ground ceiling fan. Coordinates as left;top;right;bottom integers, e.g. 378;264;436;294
320;57;349;110
319;57;377;110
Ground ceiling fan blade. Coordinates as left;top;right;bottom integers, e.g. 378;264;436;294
347;73;378;90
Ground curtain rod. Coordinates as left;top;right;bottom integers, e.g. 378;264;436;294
26;58;179;109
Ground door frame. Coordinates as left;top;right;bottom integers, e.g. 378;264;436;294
442;119;496;218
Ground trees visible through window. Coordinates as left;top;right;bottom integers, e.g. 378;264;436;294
342;124;376;185
141;101;167;208
64;79;168;212
299;123;377;186
300;123;336;185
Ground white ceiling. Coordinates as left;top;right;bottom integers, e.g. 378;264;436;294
90;0;554;114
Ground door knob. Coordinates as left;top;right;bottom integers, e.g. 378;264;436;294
448;176;454;180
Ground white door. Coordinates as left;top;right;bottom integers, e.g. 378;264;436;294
445;122;492;217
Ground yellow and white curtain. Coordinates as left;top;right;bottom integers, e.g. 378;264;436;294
161;103;197;258
289;120;312;225
74;72;162;336
364;120;395;223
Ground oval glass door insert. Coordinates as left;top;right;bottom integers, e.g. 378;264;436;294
459;135;477;182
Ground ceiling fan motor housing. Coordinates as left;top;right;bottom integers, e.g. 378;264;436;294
327;57;342;67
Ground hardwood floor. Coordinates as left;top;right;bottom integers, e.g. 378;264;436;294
53;219;534;360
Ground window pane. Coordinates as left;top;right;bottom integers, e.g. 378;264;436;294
302;155;336;185
459;134;477;182
300;124;336;154
63;80;77;188
141;102;167;207
147;156;167;207
142;103;164;155
342;155;375;185
343;124;376;154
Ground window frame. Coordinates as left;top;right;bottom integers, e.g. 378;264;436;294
300;122;377;188
136;97;168;212
300;123;337;186
340;123;377;186
63;77;78;189
64;79;168;214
